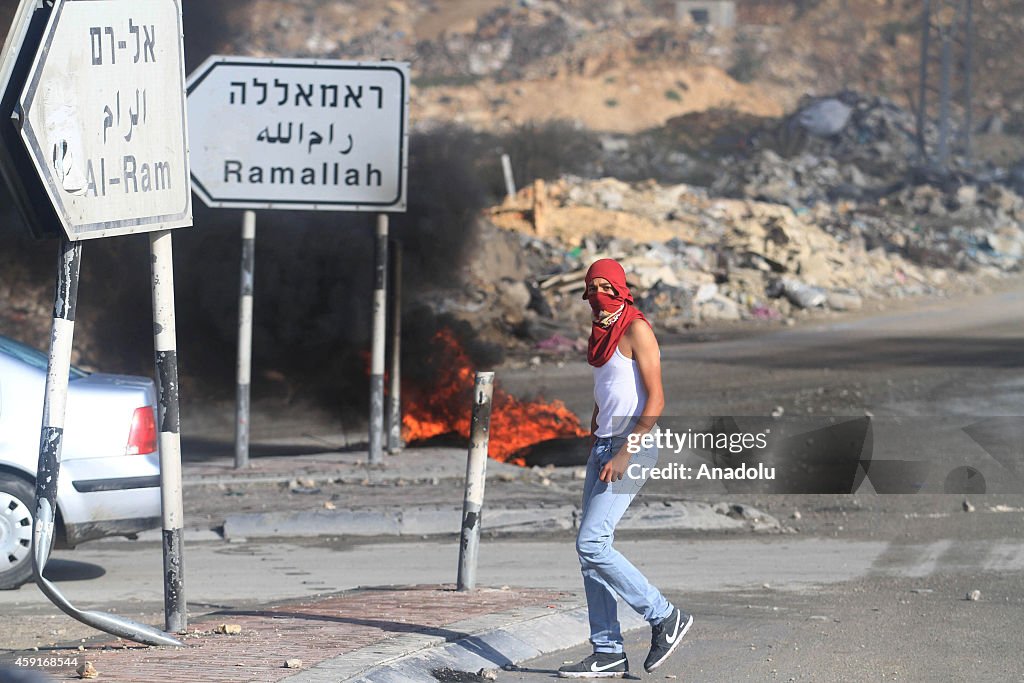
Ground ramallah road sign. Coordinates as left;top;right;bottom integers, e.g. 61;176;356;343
187;57;409;212
17;0;192;240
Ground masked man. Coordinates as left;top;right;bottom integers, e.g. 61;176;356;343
558;259;693;679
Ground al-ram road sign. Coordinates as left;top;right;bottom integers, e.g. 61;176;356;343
187;57;409;212
17;0;192;240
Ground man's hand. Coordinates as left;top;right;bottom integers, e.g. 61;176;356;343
599;449;631;483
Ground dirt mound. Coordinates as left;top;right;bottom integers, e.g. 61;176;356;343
415;64;786;133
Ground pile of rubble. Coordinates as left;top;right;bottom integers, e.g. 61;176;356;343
711;93;943;206
439;175;1023;355
414;1;704;84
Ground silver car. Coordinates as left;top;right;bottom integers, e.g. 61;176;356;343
0;335;162;589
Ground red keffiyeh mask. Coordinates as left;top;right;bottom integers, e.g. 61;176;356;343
582;259;649;367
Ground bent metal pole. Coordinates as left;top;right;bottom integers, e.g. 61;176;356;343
32;238;182;648
235;210;256;469
457;371;495;591
150;230;187;634
368;215;388;464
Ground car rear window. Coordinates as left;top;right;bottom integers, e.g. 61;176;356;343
0;336;88;379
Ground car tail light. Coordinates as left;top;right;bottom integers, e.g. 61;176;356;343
127;406;158;455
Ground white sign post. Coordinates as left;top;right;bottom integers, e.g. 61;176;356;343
18;0;191;240
10;0;191;645
187;56;409;468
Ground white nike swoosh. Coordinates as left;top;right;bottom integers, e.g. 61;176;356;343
590;657;627;672
664;610;682;644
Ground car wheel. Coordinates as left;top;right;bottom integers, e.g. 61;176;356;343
0;474;40;590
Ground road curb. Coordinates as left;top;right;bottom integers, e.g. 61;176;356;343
221;501;784;540
281;596;648;682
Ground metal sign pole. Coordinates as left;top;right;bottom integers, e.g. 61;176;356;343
457;371;495;591
235;210;256;469
31;238;181;647
500;153;516;200
369;215;388;465
149;230;187;633
961;0;974;163
387;238;404;454
916;0;932;163
937;24;953;169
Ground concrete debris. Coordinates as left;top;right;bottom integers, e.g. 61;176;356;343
284;659;303;669
431;665;500;682
966;589;982;601
770;278;827;309
76;662;98;679
826;288;863;311
796;95;855;138
431;92;1023;357
215;624;242;635
725;503;767;522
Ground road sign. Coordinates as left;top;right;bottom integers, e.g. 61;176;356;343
187;56;409;212
0;0;62;239
17;0;192;241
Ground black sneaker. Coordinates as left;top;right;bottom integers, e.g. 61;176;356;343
557;651;630;678
643;606;692;672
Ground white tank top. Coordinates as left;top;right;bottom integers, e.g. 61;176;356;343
593;346;648;437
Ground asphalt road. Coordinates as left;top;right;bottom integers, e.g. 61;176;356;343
2;283;1023;679
2;524;1023;679
499;283;1024;421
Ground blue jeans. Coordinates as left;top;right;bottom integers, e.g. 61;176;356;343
577;432;673;654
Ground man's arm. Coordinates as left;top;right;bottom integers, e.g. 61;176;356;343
629;320;665;435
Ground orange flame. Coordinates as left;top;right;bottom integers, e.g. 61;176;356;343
402;329;588;465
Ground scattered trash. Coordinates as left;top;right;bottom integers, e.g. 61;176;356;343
966;590;982;601
289;478;321;495
431;666;499;682
962;499;975;513
774;278;827;309
535;333;582;354
726;504;766;522
284;659;303;669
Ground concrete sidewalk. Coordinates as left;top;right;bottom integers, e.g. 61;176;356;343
15;584;647;682
173;444;787;539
